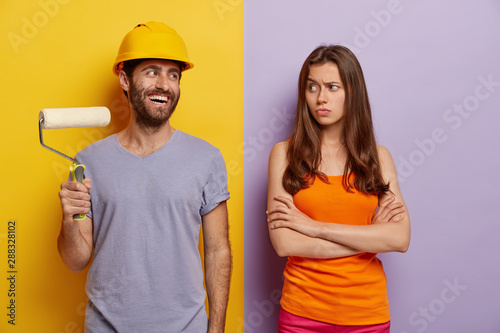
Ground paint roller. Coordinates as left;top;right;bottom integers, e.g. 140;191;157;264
39;107;111;220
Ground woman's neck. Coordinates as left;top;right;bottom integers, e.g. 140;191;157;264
319;136;348;176
319;123;343;147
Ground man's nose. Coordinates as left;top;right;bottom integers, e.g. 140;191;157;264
155;74;171;91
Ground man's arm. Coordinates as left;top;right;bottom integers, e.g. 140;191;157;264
57;178;94;272
202;201;231;333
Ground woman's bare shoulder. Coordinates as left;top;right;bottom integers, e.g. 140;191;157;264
270;140;289;158
376;144;398;183
376;144;395;164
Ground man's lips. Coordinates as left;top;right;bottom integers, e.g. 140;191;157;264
147;93;170;105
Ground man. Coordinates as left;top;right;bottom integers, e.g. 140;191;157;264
57;22;231;332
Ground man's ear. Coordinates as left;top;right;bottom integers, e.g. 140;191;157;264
119;70;130;92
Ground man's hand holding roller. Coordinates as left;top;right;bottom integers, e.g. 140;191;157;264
57;178;94;273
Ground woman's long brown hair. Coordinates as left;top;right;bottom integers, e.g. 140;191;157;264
283;45;389;196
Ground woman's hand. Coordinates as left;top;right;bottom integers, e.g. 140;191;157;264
267;196;322;238
372;195;406;225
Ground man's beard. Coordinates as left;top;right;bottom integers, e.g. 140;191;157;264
129;81;180;132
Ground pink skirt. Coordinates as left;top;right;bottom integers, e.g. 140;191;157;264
279;308;390;333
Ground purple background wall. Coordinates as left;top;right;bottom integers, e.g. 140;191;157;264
244;1;500;332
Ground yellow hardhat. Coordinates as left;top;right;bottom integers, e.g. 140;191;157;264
113;21;194;75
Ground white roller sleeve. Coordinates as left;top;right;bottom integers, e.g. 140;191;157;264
39;107;111;129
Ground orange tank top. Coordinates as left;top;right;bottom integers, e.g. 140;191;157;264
280;174;390;325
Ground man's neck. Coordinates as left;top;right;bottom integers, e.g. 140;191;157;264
116;119;175;157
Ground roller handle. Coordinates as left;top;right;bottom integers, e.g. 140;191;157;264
69;164;87;221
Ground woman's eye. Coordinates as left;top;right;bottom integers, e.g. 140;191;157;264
330;85;339;91
308;84;318;92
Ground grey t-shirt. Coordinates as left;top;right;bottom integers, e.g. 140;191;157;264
75;130;230;332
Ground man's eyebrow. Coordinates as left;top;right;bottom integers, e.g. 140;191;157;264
167;67;180;74
141;65;162;72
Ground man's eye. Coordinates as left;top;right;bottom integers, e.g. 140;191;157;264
169;73;179;80
147;71;157;76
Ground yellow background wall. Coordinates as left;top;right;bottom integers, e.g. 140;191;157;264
0;0;243;331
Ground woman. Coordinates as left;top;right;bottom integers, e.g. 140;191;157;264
267;45;411;332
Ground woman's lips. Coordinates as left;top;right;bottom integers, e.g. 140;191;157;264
316;108;330;116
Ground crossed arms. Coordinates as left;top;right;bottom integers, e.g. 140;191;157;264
267;141;411;258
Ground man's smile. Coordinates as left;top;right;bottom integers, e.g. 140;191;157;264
147;93;170;105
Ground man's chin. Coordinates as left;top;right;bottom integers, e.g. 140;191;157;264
130;96;178;131
135;112;172;131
